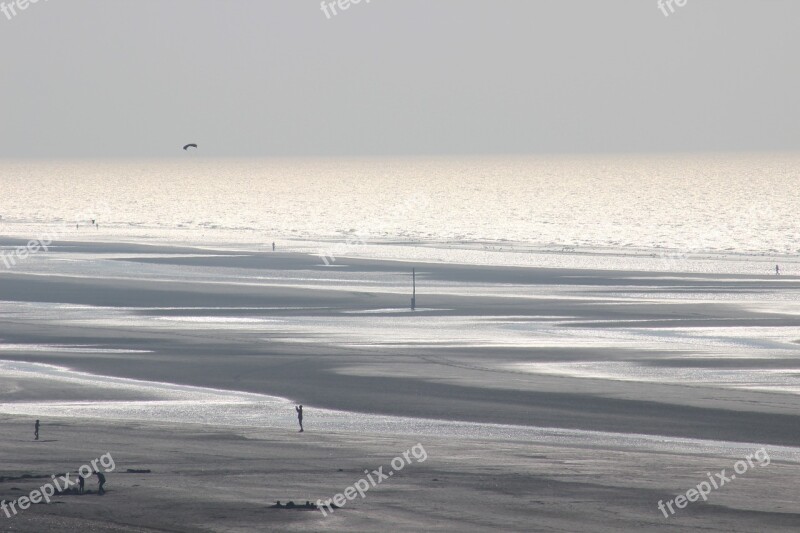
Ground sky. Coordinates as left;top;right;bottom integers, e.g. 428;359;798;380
0;0;798;158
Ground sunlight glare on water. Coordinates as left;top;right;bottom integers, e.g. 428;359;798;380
1;155;799;256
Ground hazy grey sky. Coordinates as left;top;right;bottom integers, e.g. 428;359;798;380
1;0;798;157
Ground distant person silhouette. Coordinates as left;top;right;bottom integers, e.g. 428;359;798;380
295;405;304;432
96;472;106;495
272;242;276;252
34;419;39;440
78;474;85;494
776;264;780;276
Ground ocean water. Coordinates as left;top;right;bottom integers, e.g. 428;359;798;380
0;154;798;257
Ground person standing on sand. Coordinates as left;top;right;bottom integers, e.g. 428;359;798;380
78;473;85;494
34;419;39;440
776;264;780;276
96;472;106;495
295;405;304;432
272;242;276;251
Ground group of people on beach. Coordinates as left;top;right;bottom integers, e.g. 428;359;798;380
75;219;99;230
30;406;302;495
75;470;106;495
27;403;302;503
32;420;107;494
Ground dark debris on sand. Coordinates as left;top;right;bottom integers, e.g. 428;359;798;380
270;500;327;511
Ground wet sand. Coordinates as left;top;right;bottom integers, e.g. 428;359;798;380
1;239;800;530
2;415;800;532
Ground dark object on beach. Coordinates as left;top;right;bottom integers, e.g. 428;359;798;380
78;474;85;494
125;469;152;474
270;500;321;511
4;473;53;482
272;242;275;251
96;472;106;495
34;419;40;441
295;405;304;432
183;143;198;151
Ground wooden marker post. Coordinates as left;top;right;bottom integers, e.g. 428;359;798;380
411;268;416;310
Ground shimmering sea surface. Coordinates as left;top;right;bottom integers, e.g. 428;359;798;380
1;154;799;259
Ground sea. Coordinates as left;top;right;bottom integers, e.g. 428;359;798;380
0;154;798;268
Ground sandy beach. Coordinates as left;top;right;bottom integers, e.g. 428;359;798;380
4;1;800;530
0;239;799;531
